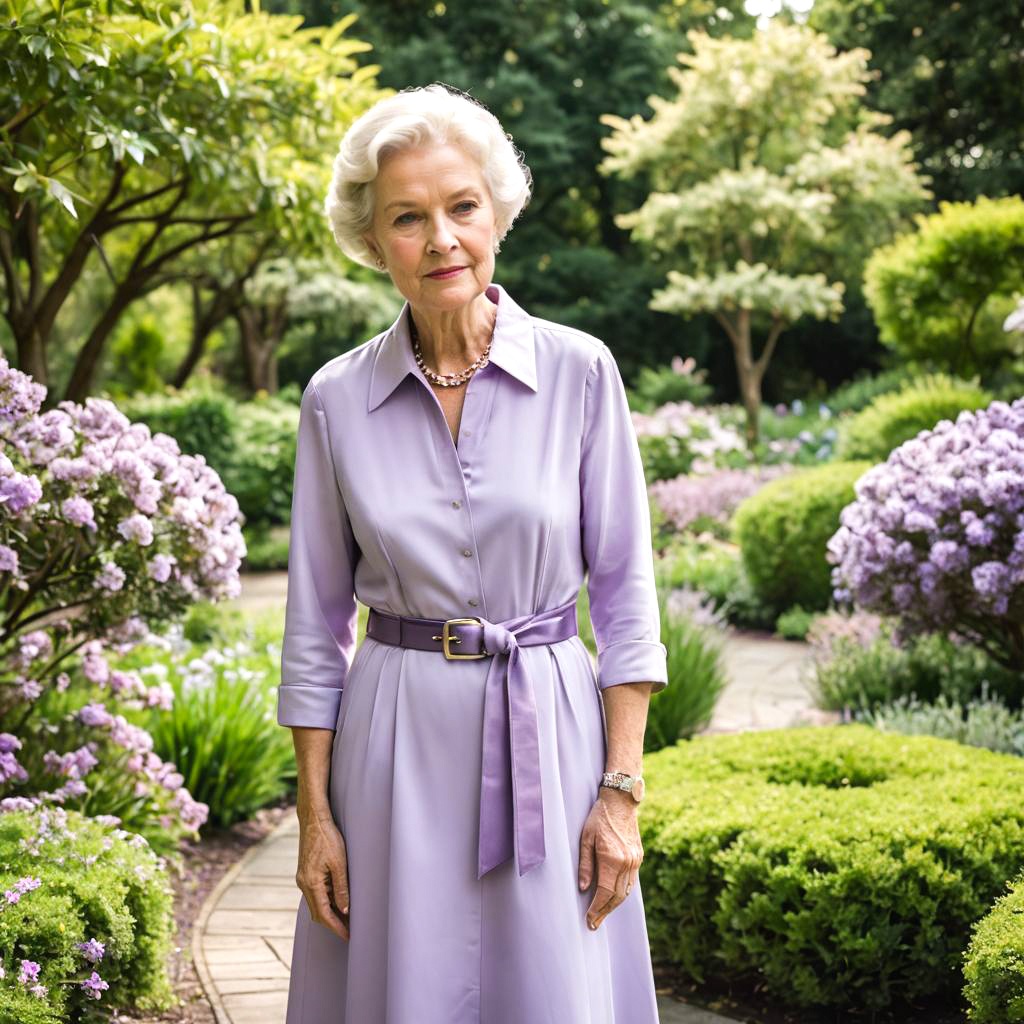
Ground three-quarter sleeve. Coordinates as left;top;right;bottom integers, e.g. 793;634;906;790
580;343;668;692
277;380;360;729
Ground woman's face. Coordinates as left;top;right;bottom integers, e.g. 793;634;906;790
362;142;498;312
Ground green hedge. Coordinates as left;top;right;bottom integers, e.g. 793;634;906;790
964;871;1024;1022
732;460;871;612
835;373;991;462
639;726;1024;1012
0;807;175;1021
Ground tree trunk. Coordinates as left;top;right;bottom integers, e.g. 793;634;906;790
236;305;281;395
172;280;239;389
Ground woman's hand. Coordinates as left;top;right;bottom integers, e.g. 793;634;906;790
296;813;350;941
577;789;643;931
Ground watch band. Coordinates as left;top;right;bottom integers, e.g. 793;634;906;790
600;771;645;802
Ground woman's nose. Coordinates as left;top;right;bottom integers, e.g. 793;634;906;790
426;215;458;250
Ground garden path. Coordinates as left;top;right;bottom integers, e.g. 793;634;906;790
193;573;827;1022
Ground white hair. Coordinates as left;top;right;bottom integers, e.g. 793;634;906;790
324;83;533;271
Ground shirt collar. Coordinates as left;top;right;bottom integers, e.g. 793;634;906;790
367;281;537;412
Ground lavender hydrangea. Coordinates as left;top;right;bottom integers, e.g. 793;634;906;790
828;397;1024;668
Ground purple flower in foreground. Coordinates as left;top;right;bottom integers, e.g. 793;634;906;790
18;959;41;984
78;938;106;963
829;397;1024;668
81;970;109;999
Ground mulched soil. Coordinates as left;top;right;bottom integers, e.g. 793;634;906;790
114;798;297;1024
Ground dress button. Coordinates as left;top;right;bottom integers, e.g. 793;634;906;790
452;500;462;509
461;548;472;557
463;429;472;437
468;598;479;607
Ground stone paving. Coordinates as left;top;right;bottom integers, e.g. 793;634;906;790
195;572;824;1021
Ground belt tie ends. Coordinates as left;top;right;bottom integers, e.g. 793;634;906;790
365;597;580;879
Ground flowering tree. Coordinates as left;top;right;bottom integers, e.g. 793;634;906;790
0;356;246;850
598;21;931;445
828;398;1024;671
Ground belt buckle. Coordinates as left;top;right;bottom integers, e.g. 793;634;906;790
440;617;486;660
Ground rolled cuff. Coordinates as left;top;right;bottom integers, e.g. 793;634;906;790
596;639;668;692
277;682;343;729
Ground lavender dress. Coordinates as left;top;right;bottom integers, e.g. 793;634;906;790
277;281;668;1023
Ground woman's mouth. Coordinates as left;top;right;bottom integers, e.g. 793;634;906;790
426;266;466;279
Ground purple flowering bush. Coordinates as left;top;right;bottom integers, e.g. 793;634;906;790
0;355;246;851
0;805;174;1021
649;464;793;537
828;397;1024;672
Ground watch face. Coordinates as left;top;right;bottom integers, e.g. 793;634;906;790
631;777;645;801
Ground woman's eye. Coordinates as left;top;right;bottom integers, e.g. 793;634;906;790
455;201;476;213
395;202;475;226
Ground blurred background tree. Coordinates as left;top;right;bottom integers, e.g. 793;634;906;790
597;21;931;443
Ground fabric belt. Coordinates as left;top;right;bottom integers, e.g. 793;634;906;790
365;596;580;879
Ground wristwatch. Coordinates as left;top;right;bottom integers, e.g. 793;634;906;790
600;771;645;803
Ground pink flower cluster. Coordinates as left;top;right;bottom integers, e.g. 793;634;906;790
828;398;1024;667
650;465;792;533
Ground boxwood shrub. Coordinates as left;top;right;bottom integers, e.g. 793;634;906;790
963;871;1024;1022
731;460;872;613
835;372;991;463
0;806;175;1021
639;725;1024;1013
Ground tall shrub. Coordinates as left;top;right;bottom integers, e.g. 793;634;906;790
0;356;245;852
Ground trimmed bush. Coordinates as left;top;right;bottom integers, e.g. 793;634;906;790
835;372;991;462
0;806;174;1020
732;460;871;612
963;871;1024;1022
863;195;1024;378
639;725;1024;1012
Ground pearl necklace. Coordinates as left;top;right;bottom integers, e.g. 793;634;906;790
409;311;494;388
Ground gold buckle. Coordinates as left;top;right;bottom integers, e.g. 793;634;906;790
435;617;486;660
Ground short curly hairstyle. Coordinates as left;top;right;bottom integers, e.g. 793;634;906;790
324;83;533;271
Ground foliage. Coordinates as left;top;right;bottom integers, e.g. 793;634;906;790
113;606;296;828
643;593;726;752
628;356;713;410
241;525;291;572
774;605;816;641
640;725;1024;1012
863;196;1024;378
0;806;175;1021
599;20;930;443
120;385;300;531
807;614;1023;714
829;397;1024;672
733;460;872;613
655;535;776;631
0;356;246;850
963;871;1024;1023
824;365;915;415
809;0;1024;203
835;372;992;462
863;686;1024;758
0;0;384;401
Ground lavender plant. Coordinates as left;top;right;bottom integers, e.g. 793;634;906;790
828;397;1024;671
0;356;246;850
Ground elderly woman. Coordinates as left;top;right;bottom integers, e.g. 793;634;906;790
277;82;668;1023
